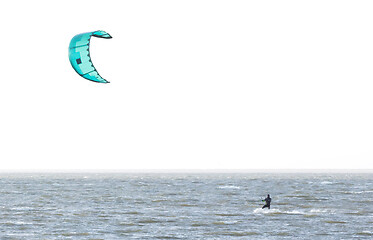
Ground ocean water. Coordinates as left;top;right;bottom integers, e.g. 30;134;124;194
0;172;372;239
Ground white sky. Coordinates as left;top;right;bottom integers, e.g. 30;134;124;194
0;0;372;170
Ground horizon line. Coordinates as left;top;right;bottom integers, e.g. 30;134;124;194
0;169;372;173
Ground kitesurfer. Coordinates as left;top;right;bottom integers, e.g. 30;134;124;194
262;194;271;209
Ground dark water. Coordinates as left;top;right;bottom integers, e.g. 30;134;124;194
0;172;372;239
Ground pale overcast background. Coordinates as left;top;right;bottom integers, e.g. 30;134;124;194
0;0;372;170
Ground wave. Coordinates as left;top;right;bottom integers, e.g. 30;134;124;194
179;203;198;207
356;231;373;236
123;211;142;215
338;190;373;194
324;220;347;224
215;213;244;217
212;220;238;225
217;185;241;189
346;211;367;216
205;231;259;236
351;190;373;194
138;218;160;224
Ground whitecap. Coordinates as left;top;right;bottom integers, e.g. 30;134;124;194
352;190;373;194
281;210;304;215
310;209;328;213
320;181;333;185
253;208;279;214
253;208;329;215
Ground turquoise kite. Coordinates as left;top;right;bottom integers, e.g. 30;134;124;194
68;30;112;83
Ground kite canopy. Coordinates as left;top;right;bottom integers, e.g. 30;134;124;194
68;30;112;83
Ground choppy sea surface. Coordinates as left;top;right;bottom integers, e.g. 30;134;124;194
0;172;372;239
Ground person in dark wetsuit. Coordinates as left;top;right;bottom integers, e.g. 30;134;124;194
262;194;271;209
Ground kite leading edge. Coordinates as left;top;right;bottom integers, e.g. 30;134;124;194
68;30;112;83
